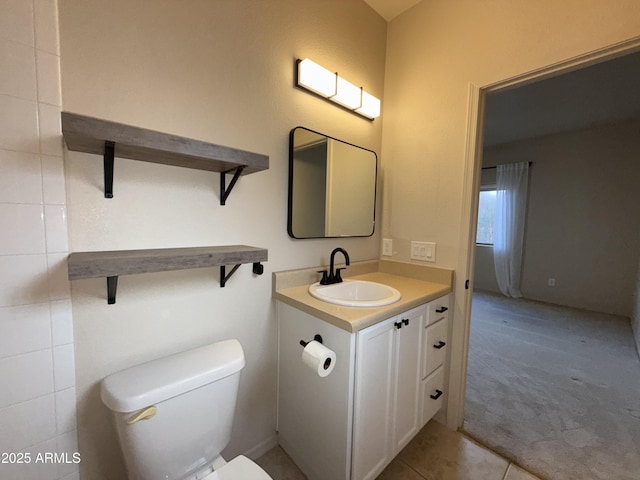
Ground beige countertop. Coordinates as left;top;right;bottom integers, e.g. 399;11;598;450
273;261;453;332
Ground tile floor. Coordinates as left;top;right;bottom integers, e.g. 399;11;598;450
256;420;543;480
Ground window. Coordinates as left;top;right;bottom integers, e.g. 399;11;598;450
476;189;496;245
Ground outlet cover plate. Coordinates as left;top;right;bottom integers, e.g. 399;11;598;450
382;239;393;256
410;241;436;262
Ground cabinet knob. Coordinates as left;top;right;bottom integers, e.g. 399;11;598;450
433;340;446;349
435;306;448;313
394;321;403;329
402;318;409;326
430;389;443;400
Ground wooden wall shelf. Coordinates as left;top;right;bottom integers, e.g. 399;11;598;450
61;112;269;204
68;245;268;304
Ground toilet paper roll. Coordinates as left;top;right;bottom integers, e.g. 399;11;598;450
301;340;336;378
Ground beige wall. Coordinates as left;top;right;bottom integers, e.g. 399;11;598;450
474;121;640;317
58;1;386;478
382;0;640;425
382;0;640;268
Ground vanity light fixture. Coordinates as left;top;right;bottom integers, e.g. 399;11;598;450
296;58;381;119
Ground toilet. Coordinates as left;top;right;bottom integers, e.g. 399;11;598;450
101;339;273;480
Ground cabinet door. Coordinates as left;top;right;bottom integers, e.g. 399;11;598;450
352;318;396;480
392;306;425;453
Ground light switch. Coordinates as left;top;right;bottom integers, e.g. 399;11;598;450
411;241;436;262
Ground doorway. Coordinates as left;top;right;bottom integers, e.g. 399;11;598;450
452;40;640;480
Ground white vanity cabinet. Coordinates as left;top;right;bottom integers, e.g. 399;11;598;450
352;305;425;480
276;293;450;480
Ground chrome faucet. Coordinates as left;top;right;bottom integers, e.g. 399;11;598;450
328;247;350;284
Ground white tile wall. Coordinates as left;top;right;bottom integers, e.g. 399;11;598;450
53;344;75;391
0;394;57;452
55;387;77;434
50;299;73;346
0;96;40;153
0;204;46;254
0;39;38;100
36;50;61;106
0;0;35;46
42;155;67;205
0;350;54;408
0;254;50;306
44;205;69;253
34;0;60;55
38;103;64;156
0;304;51;358
1;438;58;480
0;0;77;478
46;253;72;300
0;150;43;204
56;431;80;478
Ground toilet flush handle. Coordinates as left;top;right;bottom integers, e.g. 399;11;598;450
126;405;157;424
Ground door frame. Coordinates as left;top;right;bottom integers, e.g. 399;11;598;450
447;35;640;430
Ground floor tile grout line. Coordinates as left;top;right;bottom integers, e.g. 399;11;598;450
501;463;511;480
396;457;429;480
459;428;547;480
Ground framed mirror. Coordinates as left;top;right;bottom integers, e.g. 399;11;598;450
288;127;377;239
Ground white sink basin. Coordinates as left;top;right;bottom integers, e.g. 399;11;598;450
309;279;401;307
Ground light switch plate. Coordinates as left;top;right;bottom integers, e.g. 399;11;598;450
382;238;393;256
410;241;436;262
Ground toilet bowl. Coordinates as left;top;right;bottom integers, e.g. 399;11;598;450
199;455;272;480
100;339;273;480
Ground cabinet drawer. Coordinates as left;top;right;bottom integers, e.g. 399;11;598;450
427;295;450;326
422;318;448;379
421;365;445;425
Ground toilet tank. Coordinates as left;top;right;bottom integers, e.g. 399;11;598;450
101;339;246;480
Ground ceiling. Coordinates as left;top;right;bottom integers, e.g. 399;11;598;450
484;51;640;146
364;0;422;21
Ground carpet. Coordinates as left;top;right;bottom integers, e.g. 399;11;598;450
463;291;640;480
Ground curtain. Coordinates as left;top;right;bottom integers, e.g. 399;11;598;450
493;162;529;298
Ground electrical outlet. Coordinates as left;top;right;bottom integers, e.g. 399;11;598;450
382;238;393;256
548;278;556;287
410;241;436;262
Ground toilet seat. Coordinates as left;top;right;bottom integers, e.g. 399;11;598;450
202;455;272;480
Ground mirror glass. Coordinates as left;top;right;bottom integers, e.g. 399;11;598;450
288;127;377;238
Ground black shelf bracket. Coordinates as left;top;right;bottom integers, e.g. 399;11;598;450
220;261;264;287
104;141;115;198
220;166;245;205
220;264;240;288
107;276;118;304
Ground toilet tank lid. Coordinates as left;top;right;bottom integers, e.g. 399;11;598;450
101;339;245;413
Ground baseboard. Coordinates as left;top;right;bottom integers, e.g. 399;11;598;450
244;433;279;460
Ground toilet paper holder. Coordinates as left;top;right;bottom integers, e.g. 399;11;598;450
299;334;323;348
299;334;334;375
